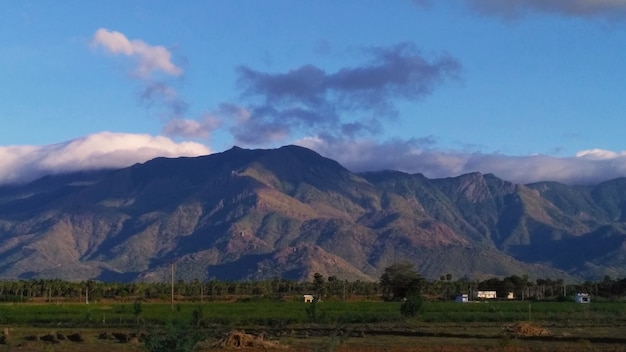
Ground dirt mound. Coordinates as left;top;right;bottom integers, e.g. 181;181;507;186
66;332;84;342
503;322;550;337
111;332;132;343
213;330;289;349
40;334;59;344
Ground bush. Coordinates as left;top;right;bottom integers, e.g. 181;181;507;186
190;307;203;326
400;294;423;318
143;319;203;352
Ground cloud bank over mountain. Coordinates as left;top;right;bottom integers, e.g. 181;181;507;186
298;137;626;185
0;132;210;185
2;132;626;186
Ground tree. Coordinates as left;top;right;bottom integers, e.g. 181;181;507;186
190;306;203;327
313;272;327;299
313;273;325;286
133;299;143;325
379;261;424;301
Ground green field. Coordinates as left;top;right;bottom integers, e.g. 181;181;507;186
0;300;625;351
0;300;402;326
0;300;623;325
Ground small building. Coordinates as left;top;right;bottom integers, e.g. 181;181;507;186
575;293;590;304
475;290;497;300
303;294;316;303
455;294;469;303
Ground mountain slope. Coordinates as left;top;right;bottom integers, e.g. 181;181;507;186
0;145;625;282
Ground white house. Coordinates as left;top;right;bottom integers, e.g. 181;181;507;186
475;290;497;299
575;293;590;303
455;294;469;303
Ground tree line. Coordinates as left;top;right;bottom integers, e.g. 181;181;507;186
1;271;625;303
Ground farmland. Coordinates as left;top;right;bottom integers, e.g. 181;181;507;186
0;299;625;351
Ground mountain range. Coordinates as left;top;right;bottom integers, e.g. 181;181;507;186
0;145;625;283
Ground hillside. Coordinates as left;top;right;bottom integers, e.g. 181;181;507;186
0;145;625;282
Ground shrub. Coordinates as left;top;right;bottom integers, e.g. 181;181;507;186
143;319;203;352
400;294;423;318
190;306;203;327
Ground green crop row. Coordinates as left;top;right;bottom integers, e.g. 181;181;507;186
0;300;623;328
0;300;402;327
420;301;626;323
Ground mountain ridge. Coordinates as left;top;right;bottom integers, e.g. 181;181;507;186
0;145;625;282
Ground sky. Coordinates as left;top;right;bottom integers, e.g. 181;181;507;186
2;0;626;186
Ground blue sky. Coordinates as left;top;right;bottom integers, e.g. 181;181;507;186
2;0;626;185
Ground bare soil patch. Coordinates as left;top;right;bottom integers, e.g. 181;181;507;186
213;329;290;350
502;322;550;337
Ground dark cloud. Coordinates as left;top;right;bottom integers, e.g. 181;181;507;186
411;0;431;9
162;103;253;140
231;117;290;145
215;103;252;122
314;40;332;55
139;80;189;118
341;119;382;137
239;64;327;107
161;114;220;139
234;42;461;146
413;0;626;20
328;43;460;113
298;136;626;185
465;0;626;20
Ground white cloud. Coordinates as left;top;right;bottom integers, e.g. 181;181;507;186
297;137;626;185
92;28;182;77
0;132;210;185
91;28;193;136
3;133;625;187
575;149;626;160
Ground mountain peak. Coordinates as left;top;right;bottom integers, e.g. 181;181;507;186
0;145;624;282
